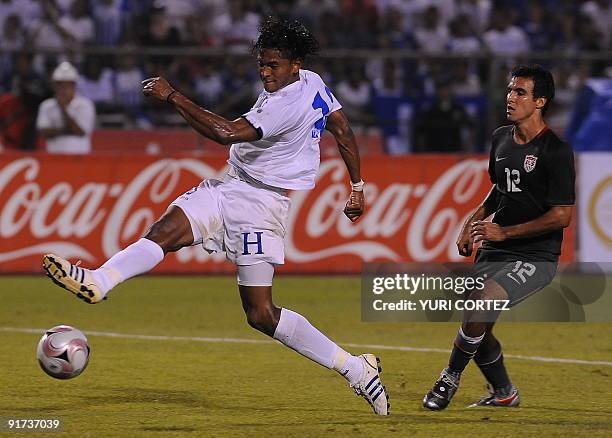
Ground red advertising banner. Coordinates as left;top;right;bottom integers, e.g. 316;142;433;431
90;130;384;156
0;153;575;274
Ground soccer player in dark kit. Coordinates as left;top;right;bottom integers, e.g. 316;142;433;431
422;65;575;410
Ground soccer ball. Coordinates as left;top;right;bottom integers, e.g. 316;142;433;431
37;325;90;379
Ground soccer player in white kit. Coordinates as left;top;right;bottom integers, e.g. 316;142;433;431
43;17;389;415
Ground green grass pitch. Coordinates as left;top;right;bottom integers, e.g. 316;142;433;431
1;276;611;437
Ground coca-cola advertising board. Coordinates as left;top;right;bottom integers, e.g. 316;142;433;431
0;153;575;274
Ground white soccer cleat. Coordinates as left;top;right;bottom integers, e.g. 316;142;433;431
351;354;390;415
43;254;104;304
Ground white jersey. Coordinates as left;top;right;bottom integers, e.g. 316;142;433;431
229;69;342;190
36;94;96;154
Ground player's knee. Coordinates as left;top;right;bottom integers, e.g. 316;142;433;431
144;209;193;253
245;305;279;336
144;221;179;252
471;280;508;302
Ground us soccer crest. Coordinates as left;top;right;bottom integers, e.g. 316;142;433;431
524;155;538;172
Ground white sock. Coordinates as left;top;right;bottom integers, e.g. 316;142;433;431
91;238;165;295
332;349;364;385
273;308;362;383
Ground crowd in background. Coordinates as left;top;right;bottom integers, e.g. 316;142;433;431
0;0;611;153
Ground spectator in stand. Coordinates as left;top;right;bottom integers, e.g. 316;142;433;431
371;58;410;155
379;6;416;49
422;0;457;25
546;64;585;134
77;55;114;110
415;78;474;153
372;58;403;98
293;0;338;29
523;1;556;52
113;50;149;128
580;0;611;49
0;0;14;33
0;13;25;87
340;0;379;48
315;9;349;49
211;0;259;49
554;11;579;53
152;0;201;40
483;8;530;56
1;13;24;50
27;0;75;51
1;0;41;34
7;51;50;104
182;12;215;47
193;61;224;111
217;59;257;119
36;61;95;154
0;52;49;150
414;6;449;53
0;92;29;151
335;65;373;130
575;14;605;52
454;0;491;33
93;0;123;46
450;60;482;96
57;0;93;45
140;4;182;72
447;14;481;55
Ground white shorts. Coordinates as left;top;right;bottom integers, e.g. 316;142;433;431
170;168;291;266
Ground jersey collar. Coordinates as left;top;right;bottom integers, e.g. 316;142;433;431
263;71;303;98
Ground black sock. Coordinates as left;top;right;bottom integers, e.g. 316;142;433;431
447;327;484;376
475;339;512;393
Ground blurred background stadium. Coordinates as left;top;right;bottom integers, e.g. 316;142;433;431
1;0;611;153
1;0;610;271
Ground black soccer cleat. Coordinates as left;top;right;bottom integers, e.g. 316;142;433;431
423;368;460;411
467;385;520;408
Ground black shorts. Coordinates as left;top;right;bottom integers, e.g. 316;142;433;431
474;249;558;307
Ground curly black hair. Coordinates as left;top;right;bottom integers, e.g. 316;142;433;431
253;16;319;61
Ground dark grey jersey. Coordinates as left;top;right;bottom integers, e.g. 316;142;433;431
483;125;575;260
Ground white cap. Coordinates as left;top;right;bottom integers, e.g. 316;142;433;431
52;62;79;82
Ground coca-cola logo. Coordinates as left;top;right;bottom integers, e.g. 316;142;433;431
0;157;224;265
0;156;489;269
286;158;488;263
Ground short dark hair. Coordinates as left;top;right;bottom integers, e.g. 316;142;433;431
511;64;555;114
253;16;319;62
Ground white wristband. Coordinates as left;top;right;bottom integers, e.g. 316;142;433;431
351;180;364;192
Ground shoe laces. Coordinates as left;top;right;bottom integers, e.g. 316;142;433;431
440;371;459;388
482;384;513;400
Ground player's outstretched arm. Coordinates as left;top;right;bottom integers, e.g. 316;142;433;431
326;109;364;222
142;77;260;145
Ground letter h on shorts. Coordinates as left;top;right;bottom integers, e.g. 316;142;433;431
242;232;264;255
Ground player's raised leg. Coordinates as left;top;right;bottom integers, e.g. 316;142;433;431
237;263;389;415
43;205;193;303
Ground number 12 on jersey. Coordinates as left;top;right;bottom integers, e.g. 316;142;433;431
505;167;522;192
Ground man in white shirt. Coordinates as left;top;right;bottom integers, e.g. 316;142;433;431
36;61;95;154
42;17;389;416
483;10;530;56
